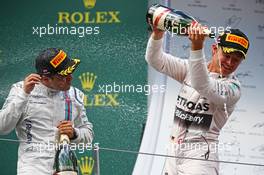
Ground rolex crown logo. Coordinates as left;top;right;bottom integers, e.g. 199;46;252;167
83;0;96;9
79;72;97;92
78;156;95;175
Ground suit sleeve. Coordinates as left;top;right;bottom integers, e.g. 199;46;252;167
188;49;241;107
71;88;94;144
0;82;29;135
145;36;188;83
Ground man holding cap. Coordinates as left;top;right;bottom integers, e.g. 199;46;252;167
146;25;249;175
0;48;94;175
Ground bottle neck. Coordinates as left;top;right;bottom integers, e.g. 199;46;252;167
59;134;70;144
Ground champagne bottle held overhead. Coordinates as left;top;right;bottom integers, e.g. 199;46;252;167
146;4;215;38
53;134;78;175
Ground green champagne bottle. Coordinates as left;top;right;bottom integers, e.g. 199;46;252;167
146;4;215;38
53;134;78;175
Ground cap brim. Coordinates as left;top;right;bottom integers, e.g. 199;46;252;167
58;59;80;76
222;46;246;59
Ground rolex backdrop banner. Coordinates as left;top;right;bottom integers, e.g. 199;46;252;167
0;0;148;175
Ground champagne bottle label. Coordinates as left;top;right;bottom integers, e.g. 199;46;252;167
53;134;79;174
147;4;194;35
146;4;215;38
152;6;171;30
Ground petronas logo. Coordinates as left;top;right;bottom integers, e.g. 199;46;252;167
78;156;95;175
83;0;96;9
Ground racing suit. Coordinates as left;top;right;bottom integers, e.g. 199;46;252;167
146;37;241;175
0;82;94;175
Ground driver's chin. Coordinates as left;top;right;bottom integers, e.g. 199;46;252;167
62;85;71;91
222;69;233;77
58;84;71;91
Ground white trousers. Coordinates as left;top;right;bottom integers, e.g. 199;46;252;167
162;141;219;175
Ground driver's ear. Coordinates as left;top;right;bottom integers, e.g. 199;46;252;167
211;44;218;55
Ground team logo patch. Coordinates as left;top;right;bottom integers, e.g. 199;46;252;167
226;34;249;49
50;50;67;68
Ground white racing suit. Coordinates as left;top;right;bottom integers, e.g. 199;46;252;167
0;82;94;175
146;37;241;175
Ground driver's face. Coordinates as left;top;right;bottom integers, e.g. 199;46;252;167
47;74;73;91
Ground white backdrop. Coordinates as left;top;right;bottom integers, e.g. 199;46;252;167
133;0;264;174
